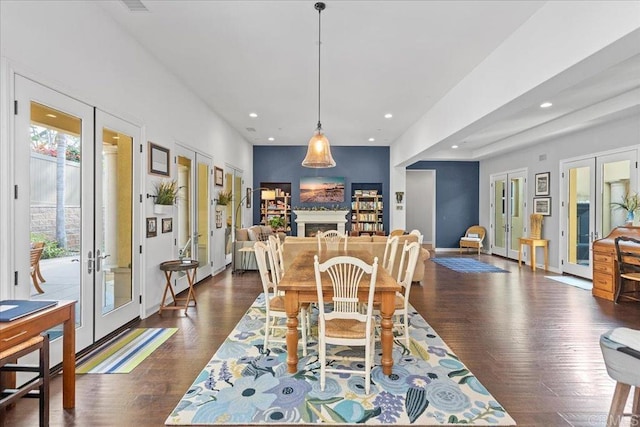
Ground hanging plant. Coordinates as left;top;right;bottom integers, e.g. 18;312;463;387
154;180;180;206
217;189;233;206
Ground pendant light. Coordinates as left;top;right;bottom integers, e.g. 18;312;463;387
302;2;336;168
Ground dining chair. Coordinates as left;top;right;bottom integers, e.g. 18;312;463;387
409;229;423;245
392;241;421;348
254;242;307;356
614;236;640;303
267;235;285;283
317;230;347;252
382;235;399;275
313;254;378;394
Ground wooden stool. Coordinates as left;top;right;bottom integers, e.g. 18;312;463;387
0;334;49;427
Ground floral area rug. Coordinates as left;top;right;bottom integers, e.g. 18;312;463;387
166;294;516;425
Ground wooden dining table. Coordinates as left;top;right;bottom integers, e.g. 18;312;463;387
278;249;401;375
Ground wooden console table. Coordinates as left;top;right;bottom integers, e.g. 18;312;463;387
593;226;640;301
518;237;549;271
0;300;76;408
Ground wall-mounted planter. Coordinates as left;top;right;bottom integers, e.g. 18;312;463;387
154;204;173;215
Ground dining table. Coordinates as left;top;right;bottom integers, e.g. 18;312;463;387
278;249;401;376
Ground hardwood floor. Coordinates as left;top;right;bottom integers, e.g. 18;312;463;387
4;254;640;426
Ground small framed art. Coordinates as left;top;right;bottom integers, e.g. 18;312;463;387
146;217;158;238
535;172;550;196
149;142;170;177
246;187;252;209
533;197;551;216
214;166;224;186
162;217;173;233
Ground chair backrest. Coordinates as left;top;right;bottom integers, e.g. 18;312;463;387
409;229;423;244
389;229;405;237
254;241;277;298
396;241;421;296
464;226;486;242
317;230;347;252
615;236;640;275
530;214;543;239
267;234;285;283
30;243;45;267
382;235;399;274
314;255;378;329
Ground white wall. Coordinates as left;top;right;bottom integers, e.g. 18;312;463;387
0;1;252;316
479;114;640;270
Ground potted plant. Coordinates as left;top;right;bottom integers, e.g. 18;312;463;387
269;216;285;231
217;189;233;206
611;191;639;223
153;179;180;214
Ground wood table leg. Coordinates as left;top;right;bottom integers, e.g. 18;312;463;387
530;243;536;271
543;244;549;271
518;242;523;268
62;303;76;409
284;291;300;374
379;290;395;375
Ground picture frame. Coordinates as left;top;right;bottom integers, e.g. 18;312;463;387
146;217;158;238
215;208;223;228
214;166;224;187
246;187;252;209
300;176;345;203
162;217;173;233
533;197;551;216
148;142;170;177
535;172;550;196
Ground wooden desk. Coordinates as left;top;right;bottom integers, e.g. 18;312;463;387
518;238;549;271
593;226;640;301
0;300;76;408
278;249;400;376
159;259;199;314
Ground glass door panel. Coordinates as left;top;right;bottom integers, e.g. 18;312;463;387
492;175;507;257
195;155;212;278
508;174;526;260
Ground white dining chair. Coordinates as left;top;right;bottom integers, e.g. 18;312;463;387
254;241;307;356
382;235;399;275
409;229;424;245
267;234;285;284
317;230;347;252
314;254;378;393
393;241;421;348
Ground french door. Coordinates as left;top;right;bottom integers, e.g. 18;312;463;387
14;76;141;362
561;150;637;278
490;170;527;259
175;146;212;282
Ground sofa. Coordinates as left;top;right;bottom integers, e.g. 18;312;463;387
234;225;285;271
282;234;429;284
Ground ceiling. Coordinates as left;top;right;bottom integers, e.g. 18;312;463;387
98;0;640;163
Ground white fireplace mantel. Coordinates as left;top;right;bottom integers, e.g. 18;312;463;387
294;210;349;236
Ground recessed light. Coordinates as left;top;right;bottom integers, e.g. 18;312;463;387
45;113;57;118
249;112;258;118
540;102;552;108
368;138;375;142
384;113;393;119
268;137;275;141
451;145;458;149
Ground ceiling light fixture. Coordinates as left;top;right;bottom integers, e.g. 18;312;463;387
384;113;393;119
302;2;335;169
268;137;275;141
540;102;553;108
368;138;375;142
451;145;458;149
249;112;258;118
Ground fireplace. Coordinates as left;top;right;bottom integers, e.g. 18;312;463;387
294;210;349;237
304;223;337;238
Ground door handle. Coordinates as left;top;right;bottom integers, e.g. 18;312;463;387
87;250;94;274
95;250;110;272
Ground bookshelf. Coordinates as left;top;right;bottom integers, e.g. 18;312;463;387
259;182;292;233
351;184;384;235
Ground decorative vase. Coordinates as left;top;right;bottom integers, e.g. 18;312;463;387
627;210;635;224
154;204;173;215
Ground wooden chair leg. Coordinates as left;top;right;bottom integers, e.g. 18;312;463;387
32;272;44;294
633;386;640;415
36;264;46;284
607;382;631;427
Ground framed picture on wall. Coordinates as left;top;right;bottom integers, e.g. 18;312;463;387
149;142;170;176
214;166;224;186
246;187;252;208
146;217;158;238
162;218;173;233
533;197;551;216
535;172;550;196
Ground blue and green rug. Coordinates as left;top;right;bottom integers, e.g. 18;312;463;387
431;258;509;273
165;295;515;425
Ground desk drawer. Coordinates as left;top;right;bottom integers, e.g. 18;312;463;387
593;253;613;264
593;271;614;293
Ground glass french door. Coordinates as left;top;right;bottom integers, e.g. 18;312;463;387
562;150;637;279
15;76;141;363
490;170;527;259
175;146;212;282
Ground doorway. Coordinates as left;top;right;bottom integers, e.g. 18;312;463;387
14;76;141;362
406;170;435;247
490;170;527;260
561;149;637;279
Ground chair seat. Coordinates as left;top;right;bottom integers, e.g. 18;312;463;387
326;318;368;339
460;237;482;243
269;295;309;312
621;272;640;282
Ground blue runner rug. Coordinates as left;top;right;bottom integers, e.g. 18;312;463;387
431;258;509;273
166;294;515;425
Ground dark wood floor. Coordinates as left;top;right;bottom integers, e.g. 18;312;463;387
4;253;640;426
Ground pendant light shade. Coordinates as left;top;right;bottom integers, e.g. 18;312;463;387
302;2;336;168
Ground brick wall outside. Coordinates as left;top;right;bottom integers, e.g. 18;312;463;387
31;206;81;252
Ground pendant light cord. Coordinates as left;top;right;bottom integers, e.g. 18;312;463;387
317;4;322;130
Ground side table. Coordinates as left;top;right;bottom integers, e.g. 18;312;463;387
235;247;255;274
159;259;199;314
518;238;549;271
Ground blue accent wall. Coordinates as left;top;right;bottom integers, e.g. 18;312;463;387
408;161;479;248
253;146;389;236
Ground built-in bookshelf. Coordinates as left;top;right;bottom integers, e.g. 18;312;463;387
260;182;292;233
351;184;384;235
